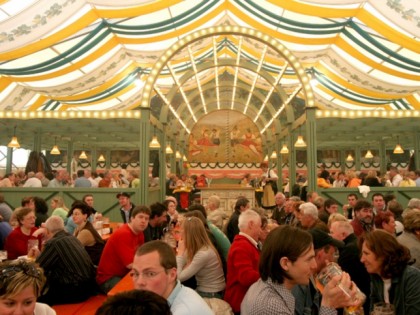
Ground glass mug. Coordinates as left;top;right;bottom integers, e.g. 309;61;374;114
316;262;366;314
27;239;39;260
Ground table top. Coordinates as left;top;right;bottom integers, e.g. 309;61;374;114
107;272;134;296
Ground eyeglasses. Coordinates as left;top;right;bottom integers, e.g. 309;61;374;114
129;269;166;280
0;262;41;282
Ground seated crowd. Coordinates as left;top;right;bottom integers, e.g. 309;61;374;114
1;171;420;315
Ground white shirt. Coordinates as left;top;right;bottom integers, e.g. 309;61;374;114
23;177;42;187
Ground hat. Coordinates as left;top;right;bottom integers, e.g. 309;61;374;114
309;228;344;250
116;192;130;199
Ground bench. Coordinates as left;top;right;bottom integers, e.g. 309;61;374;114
52;294;107;315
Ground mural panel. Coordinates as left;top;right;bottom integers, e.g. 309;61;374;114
188;110;262;163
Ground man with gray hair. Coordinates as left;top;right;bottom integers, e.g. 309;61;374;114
225;209;261;314
297;202;328;232
30;216;97;305
407;198;420;211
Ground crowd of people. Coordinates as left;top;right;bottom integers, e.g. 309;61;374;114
1;166;420;315
313;167;420;189
0;168;146;189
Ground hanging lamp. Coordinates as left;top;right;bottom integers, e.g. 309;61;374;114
294;126;306;147
79;145;88;159
98;154;106;162
280;143;289;154
270;150;278;159
346;153;354;162
393;136;404;154
7;125;20;148
50;137;61;155
149;126;161;148
165;144;173;154
365;145;373;159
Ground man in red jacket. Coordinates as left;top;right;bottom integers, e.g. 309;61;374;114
224;209;262;314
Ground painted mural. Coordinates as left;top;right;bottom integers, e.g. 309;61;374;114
188;110;263;163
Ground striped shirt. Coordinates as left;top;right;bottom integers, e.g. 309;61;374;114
37;230;95;285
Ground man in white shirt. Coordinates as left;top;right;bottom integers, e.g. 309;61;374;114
23;172;42;187
389;166;402;187
132;240;213;315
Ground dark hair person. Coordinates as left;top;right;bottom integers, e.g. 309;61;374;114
95;290;171;315
360;230;420;314
241;225;355;314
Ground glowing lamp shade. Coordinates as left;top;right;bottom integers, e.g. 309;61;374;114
280;144;289;154
7;126;20;148
98;154;106;162
294;135;306;147
365;150;373;159
165;144;173;154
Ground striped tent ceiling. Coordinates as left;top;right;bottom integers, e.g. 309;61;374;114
0;0;419;151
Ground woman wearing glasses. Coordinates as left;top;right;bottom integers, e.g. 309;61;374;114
0;260;55;314
4;207;42;260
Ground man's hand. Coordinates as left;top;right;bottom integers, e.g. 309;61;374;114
321;273;358;309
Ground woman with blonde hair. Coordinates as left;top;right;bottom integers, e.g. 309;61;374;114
176;216;225;298
0;260;55;314
50;196;69;223
346;170;361;188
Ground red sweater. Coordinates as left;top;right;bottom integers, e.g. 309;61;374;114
224;234;260;313
96;224;144;285
5;227;42;260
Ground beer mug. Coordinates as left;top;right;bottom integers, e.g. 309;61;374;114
316;262;366;313
27;239;39;260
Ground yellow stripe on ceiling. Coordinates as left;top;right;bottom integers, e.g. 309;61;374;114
59;83;136;108
53;63;137;101
406;95;420;110
269;0;419;53
335;37;420;81
317;84;392;108
0;10;99;61
357;10;419;54
268;0;360;18
315;62;411;99
27;95;48;111
0;76;12;90
10;37;121;82
95;0;183;18
229;4;335;45
119;2;226;44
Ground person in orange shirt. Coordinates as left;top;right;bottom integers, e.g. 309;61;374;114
346;170;361;188
317;170;332;188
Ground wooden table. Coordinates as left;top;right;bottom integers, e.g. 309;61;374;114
107;272;134;296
